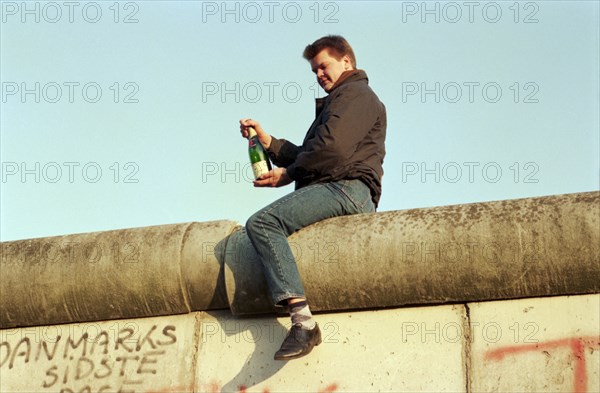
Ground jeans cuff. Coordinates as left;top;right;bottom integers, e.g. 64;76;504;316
273;292;306;308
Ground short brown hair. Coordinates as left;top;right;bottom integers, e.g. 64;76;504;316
303;35;357;69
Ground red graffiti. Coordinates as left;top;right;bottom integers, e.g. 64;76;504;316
236;385;270;393
231;383;337;393
485;336;600;393
318;383;339;393
143;384;195;393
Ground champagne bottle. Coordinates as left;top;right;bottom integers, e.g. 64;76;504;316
247;126;272;179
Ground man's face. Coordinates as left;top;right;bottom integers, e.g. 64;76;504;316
309;49;352;93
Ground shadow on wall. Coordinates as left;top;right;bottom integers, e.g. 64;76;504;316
204;311;290;392
217;227;278;315
210;227;291;391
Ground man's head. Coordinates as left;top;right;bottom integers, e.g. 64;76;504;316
303;35;357;93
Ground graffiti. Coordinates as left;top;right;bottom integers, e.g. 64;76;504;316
0;324;177;393
485;336;600;393
319;383;339;393
143;385;195;393
2;313;597;392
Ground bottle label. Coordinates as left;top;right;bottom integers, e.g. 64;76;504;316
252;161;270;179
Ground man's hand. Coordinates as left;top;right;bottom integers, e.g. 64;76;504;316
254;168;293;188
239;118;272;149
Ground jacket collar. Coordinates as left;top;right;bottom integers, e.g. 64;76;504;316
329;69;368;92
315;69;368;117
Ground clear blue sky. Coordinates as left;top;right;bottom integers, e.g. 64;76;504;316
1;0;598;241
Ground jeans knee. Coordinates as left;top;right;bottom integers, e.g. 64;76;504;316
246;211;266;236
246;209;281;240
245;216;257;237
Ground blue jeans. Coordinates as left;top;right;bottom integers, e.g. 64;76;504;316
245;179;376;308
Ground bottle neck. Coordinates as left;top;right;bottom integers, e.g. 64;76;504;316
247;127;257;138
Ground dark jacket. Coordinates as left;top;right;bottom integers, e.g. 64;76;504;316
266;69;387;207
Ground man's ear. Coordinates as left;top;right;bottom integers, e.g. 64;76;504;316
343;55;352;70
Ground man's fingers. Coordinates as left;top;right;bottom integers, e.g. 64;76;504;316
253;175;269;186
240;118;258;128
239;118;256;138
253;179;275;187
253;171;277;187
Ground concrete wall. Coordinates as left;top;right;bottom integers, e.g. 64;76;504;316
2;192;599;328
224;191;600;314
1;294;598;392
1;191;598;391
0;221;236;328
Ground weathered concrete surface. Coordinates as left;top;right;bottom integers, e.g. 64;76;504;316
1;294;597;392
223;227;277;314
0;305;467;393
180;221;236;311
225;192;600;314
0;221;237;329
469;294;600;393
2;192;598;327
0;313;198;393
195;305;466;392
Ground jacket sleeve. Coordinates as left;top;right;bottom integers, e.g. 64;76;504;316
285;85;380;182
266;137;302;168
